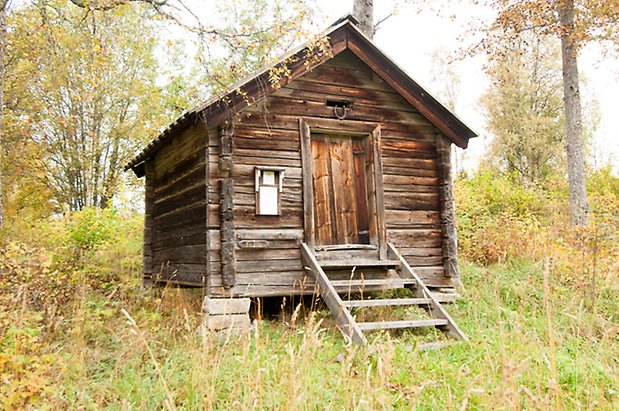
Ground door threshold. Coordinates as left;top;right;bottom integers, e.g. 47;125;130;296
314;244;377;252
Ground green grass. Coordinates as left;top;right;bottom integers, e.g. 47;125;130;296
2;258;617;410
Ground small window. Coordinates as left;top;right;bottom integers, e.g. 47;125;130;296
255;167;284;215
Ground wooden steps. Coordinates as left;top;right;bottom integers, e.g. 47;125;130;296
330;278;415;288
357;319;448;331
342;298;432;307
300;242;468;347
317;259;400;269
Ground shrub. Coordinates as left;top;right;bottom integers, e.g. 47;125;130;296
0;310;60;409
455;170;547;264
0;208;143;311
455;168;619;297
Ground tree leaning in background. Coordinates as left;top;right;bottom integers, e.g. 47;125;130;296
487;0;619;225
481;32;565;185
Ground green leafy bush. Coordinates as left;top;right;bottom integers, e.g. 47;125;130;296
456;168;619;296
455;170;547;264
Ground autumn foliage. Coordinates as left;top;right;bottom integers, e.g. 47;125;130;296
456;168;619;292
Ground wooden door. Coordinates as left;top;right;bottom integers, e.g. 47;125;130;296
311;134;370;246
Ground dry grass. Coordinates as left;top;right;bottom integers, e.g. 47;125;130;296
1;256;617;410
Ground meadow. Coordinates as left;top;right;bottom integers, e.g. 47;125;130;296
1;171;617;409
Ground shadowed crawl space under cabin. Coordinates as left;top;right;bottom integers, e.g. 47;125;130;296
125;16;477;345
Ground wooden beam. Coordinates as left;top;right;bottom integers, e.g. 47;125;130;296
357;319;448;331
142;161;155;286
435;134;460;279
219;119;236;288
329;278;415;288
316;259;399;269
299;119;315;250
204;125;212;295
343;298;432;307
371;126;387;259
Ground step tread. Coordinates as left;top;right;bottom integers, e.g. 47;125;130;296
317;259;400;269
357;318;448;331
342;298;431;307
330;278;416;287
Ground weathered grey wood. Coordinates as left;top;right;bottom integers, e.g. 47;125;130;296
384;210;440;228
371;126;387;259
299;119;315;249
342;298;432;307
152;244;207;264
203;314;251;331
203;297;251;315
315;244;377;251
204;126;211;295
240;107;435;142
131;29;472;294
430;291;461;303
316;248;379;261
142;161;155;286
209;284;317;298
154;126;205;175
329;278;416;288
152;262;206;285
236;228;303;241
387;229;442;248
300;242;367;345
388;243;468;341
317;259;400;269
208;270;311;286
358;319;448;331
237;240;270;249
436;134;460;279
219;120;236;288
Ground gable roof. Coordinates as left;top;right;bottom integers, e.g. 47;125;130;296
126;15;477;177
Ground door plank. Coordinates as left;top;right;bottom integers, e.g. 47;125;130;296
329;138;359;244
353;140;370;244
311;138;335;245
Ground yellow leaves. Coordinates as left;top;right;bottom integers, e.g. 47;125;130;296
0;310;59;409
487;0;619;47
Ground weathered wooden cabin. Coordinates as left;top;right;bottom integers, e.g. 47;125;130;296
126;16;477;344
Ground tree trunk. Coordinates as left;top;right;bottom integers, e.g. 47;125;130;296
559;0;589;226
0;3;7;229
353;0;374;39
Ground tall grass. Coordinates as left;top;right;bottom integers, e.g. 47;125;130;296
1;257;616;409
1;169;618;409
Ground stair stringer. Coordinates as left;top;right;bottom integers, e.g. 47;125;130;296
300;242;367;345
387;243;469;342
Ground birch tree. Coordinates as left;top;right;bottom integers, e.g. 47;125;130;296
481;33;565;185
485;0;619;225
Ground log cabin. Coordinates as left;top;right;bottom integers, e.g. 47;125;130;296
125;16;477;344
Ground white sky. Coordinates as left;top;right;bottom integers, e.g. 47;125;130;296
314;0;619;172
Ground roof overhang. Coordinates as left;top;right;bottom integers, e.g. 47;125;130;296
125;16;478;177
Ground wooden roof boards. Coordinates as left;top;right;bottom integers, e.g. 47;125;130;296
126;16;478;177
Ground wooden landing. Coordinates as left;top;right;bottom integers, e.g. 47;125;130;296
300;242;468;346
317;258;400;269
